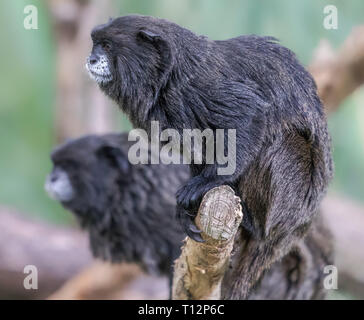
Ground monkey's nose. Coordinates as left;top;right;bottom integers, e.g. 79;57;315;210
89;54;99;65
50;173;58;183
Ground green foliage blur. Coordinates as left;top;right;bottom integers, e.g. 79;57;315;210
0;0;363;225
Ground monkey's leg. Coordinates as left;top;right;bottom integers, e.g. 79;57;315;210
176;169;238;241
221;221;310;299
222;130;328;299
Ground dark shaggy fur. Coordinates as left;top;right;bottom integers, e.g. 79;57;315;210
87;15;333;299
47;133;189;277
230;214;334;300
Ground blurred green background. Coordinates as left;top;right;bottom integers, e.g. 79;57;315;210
0;0;363;226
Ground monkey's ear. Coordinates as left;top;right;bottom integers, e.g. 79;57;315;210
137;28;174;94
97;146;130;175
137;28;161;42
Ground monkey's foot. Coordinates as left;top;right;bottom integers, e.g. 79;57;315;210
176;177;222;242
177;205;203;242
176;176;220;211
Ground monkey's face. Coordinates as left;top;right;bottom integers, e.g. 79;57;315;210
85;49;113;85
86;16;164;91
45;135;130;221
85;15;180;123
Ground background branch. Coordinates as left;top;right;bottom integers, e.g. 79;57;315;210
47;0;115;142
0;207;92;299
48;262;169;300
309;25;364;113
322;196;364;298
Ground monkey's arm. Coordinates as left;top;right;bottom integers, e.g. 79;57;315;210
176;83;269;240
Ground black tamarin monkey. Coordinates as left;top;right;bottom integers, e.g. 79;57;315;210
45;133;189;278
86;15;333;299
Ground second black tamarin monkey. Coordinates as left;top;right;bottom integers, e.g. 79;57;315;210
86;15;333;299
45;133;189;277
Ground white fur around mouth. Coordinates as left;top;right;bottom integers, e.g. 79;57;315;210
85;54;113;84
45;171;74;202
86;65;113;84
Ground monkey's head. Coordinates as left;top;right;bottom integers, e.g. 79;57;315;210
86;15;203;128
45;134;187;273
45;134;130;224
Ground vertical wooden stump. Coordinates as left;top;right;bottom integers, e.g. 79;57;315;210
172;185;243;300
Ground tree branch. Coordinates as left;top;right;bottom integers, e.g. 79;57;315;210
47;0;115;143
322;196;364;298
48;262;169;300
172;185;243;300
0;207;92;299
309;25;364;113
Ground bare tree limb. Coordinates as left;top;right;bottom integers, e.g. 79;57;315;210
48;262;169;300
322;196;364;298
0;208;168;300
309;26;364;113
47;0;115;143
172;185;243;300
0;207;92;299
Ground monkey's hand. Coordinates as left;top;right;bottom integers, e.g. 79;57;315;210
176;176;221;242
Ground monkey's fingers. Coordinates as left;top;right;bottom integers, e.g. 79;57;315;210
177;206;204;242
186;223;204;242
189;224;202;234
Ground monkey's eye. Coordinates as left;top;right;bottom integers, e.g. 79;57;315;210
57;159;79;170
101;41;111;51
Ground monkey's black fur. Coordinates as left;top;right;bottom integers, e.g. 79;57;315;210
88;15;333;299
49;133;189;277
48;133;333;299
228;213;334;300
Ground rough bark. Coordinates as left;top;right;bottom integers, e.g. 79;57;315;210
172;185;243;300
